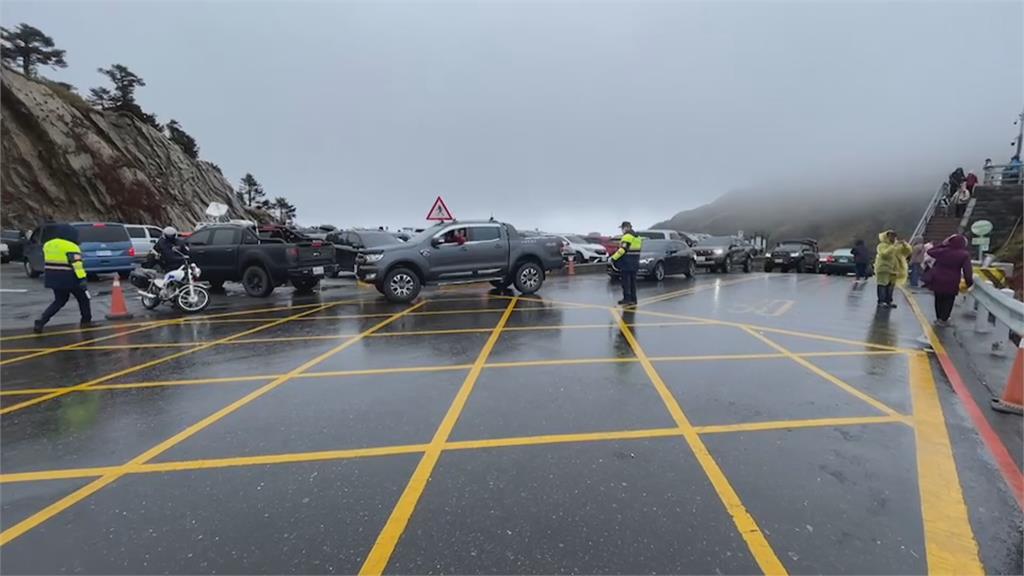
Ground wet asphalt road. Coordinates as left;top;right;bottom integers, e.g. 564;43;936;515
0;271;1020;574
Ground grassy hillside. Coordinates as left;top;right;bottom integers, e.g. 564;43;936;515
652;185;935;251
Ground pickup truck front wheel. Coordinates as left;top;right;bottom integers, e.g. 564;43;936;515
242;265;274;298
513;261;544;294
382;267;421;303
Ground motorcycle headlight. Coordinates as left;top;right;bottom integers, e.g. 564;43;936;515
639;258;653;265
363;253;384;263
191;264;201;278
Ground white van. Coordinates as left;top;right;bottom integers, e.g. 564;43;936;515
125;224;165;259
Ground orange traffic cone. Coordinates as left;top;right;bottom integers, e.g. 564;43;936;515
105;275;135;321
991;340;1024;415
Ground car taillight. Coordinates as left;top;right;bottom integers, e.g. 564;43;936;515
287;247;298;259
826;256;834;262
92;223;106;227
128;247;135;257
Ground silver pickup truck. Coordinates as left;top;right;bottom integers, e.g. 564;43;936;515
356;220;564;302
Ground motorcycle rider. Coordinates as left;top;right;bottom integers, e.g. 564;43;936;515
152;226;189;296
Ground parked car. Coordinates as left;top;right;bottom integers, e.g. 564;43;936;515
558;234;608;263
692;235;755;273
1;229;27;261
125;224;165;259
355;220;564;302
765;239;820;273
327;229;405;276
822;248;865;276
24;222;136;279
186;224;336;296
585;234;622;258
607;238;696;281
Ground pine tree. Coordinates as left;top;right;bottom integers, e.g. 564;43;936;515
0;23;67;77
88;64;161;130
237;173;268;209
166;119;199;159
272;197;297;224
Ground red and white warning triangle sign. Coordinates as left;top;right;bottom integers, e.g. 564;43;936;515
426;196;455;221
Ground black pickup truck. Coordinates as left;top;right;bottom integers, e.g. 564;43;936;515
186;224;336;296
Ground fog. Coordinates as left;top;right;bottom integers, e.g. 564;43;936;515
3;1;1021;234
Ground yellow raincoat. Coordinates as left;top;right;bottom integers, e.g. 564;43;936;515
874;230;911;285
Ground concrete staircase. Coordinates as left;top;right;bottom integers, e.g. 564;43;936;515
966;184;1023;251
922;213;962;244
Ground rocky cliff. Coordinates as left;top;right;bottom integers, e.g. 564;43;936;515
1;67;252;230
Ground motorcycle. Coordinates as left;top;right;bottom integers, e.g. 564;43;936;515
129;250;211;313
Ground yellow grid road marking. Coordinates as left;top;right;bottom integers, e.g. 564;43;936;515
0;350;907;397
0;319;190;366
0;300;427;547
359;297;519;575
610;309;788;575
908;352;983;574
0;415;910;485
0;302;342;415
0;299;355;342
741;327;906;419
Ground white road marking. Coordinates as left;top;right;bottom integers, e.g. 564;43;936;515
0;289;29;293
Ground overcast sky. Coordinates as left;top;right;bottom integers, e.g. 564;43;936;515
3;1;1022;233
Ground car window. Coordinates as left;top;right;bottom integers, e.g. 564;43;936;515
637;231;663;240
73;224;130;243
126;226;146;239
469;226;501;242
697;236;732;246
210;228;240;245
147;227;163;239
188;229;213;245
360;231;401;247
669;232;681;240
776;243;808;251
242;229;260;244
565;235;586;244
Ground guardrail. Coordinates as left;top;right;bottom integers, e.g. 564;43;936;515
911;182;948;241
969;273;1024;336
983;163;1023;186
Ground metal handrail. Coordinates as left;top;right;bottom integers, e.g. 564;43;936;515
983;163;1023;186
972;275;1024;335
912;182;948;240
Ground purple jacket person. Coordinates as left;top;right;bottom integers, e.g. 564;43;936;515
926;234;973;324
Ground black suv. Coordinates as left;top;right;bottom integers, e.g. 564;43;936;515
765;239;819;273
693;235;756;273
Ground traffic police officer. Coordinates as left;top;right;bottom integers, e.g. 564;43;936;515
610;221;643;305
34;224;92;333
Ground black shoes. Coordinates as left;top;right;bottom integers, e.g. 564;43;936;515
32;320;44;334
80;320;97;329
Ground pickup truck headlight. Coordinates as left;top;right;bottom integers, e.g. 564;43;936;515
712;248;724;255
362;253;384;263
639;257;653;265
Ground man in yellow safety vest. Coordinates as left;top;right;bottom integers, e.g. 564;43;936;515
610;221;643;306
34;224;93;333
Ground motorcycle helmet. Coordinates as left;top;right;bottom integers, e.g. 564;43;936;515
163;226;178;239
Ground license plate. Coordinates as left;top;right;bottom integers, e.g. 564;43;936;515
96;250;112;257
312;266;324;275
695;256;706;262
774;259;784;263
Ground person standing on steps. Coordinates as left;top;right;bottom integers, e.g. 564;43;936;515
609;221;643;306
927;234;973;326
873;230;911;308
909;237;926;289
34;223;93;333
